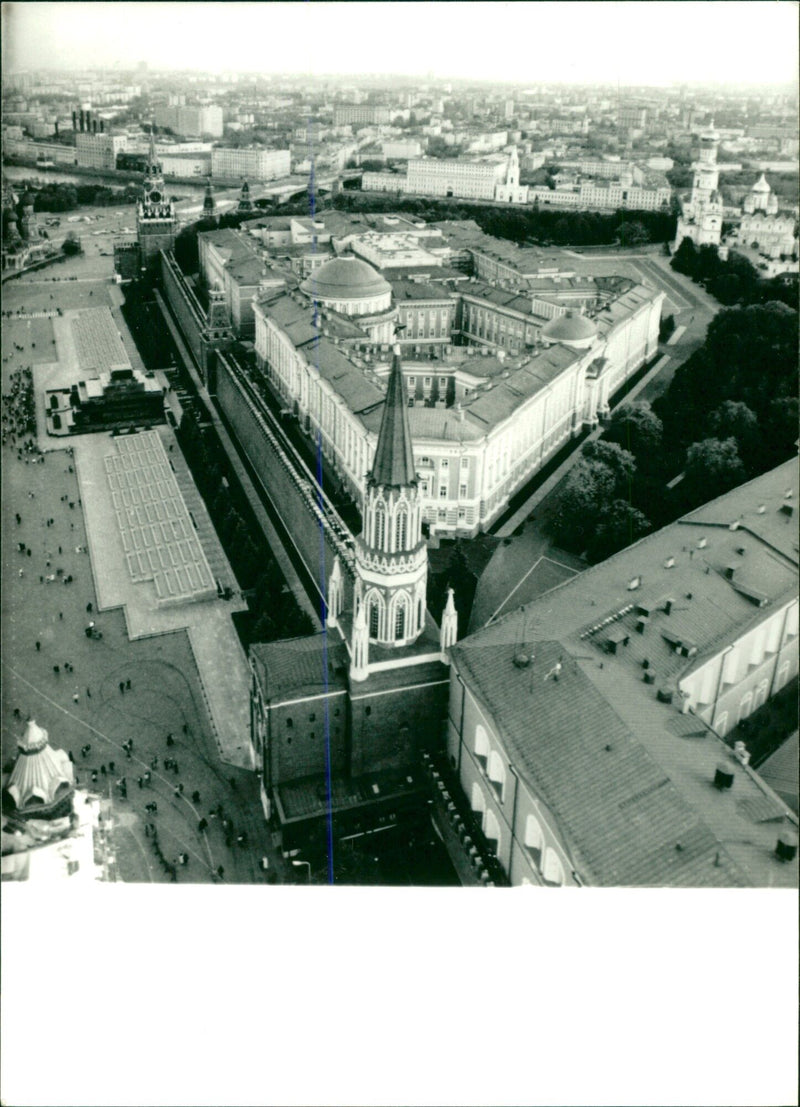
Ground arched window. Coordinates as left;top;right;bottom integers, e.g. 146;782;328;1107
487;750;506;803
374;502;386;549
395;506;408;550
524;814;543;867
369;599;380;639
471;781;486;817
543;848;564;886
737;690;753;724
474;725;489;768
484;808;502;857
394;597;406;641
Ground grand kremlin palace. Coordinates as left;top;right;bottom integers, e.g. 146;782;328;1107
251;254;664;537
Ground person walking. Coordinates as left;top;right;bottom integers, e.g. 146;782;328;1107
119;681;125;695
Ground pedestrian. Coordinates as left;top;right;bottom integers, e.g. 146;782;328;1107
68;750;74;763
138;777;144;789
35;640;41;652
150;756;158;770
198;818;208;833
108;761;115;773
144;771;151;785
125;679;131;690
192;790;200;804
59;612;63;620
72;692;79;704
182;723;188;735
53;665;60;675
166;733;174;747
18;568;24;578
86;687;91;698
216;865;224;879
119;682;125;695
125;748;132;760
100;764;106;776
86;602;92;613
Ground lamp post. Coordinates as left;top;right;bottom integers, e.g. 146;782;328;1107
291;859;311;883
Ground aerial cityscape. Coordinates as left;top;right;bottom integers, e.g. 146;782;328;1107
2;1;798;895
2;3;798;1104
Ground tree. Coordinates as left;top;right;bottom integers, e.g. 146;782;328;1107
61;233;82;257
552;454;625;552
587;499;651;563
604;402;663;460
708;401;759;469
684;437;746;501
617;220;650;247
671;236;698;277
581;440;637;487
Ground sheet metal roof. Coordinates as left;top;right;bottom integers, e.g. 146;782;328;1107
452;459;799;887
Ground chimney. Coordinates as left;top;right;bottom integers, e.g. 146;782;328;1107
100;120;105;133
92;119;97;134
72;110;77;131
713;763;735;790
79;109;85;132
86;110;91;132
54;121;59;136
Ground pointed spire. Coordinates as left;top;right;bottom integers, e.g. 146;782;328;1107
327;555;343;628
370;346;416;489
350;600;369;681
203;177;216;217
440;587;458;654
148;122;156;166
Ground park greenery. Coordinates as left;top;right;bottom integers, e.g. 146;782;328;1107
671;238;798;308
21;180;141;212
551;299;798;563
178;406;314;645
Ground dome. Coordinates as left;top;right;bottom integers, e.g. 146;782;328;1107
541;310;597;346
301;256;391;302
751;174;771;194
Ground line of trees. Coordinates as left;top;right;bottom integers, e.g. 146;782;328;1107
328;190;677;247
551;297;798;561
28;181;141;213
671;238;798;308
178;407;314;645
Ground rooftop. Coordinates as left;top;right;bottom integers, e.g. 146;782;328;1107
70;307;131;373
452;459;799;887
300;256;391;302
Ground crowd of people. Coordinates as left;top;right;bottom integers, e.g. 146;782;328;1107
1;366;36;448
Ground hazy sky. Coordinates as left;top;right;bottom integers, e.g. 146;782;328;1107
3;1;799;86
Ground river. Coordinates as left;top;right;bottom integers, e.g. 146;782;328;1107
3;164;211;201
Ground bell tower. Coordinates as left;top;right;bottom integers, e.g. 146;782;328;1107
348;346;428;678
136;125;177;271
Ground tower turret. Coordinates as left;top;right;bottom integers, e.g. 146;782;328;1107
352;346;428;653
237;179;254;215
202;177;217;222
439;587;458;655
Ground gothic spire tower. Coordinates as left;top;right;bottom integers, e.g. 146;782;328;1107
136;123;177;271
346;346;428;678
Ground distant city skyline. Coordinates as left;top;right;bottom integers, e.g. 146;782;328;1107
3;1;799;87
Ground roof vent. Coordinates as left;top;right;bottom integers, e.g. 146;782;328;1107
780;503;794;517
636;615;648;635
724;565;736;580
775;831;798;863
656;687;673;704
697;537;707;549
643;670;656;685
713;763;735;790
627;576;641;591
757;504;766;514
512;652;531;669
664;556;675;569
729;520;740;531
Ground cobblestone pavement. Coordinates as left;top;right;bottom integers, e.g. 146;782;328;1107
2;280;291;885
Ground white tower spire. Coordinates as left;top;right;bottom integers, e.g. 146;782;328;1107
440;587;458;656
350;600;369;682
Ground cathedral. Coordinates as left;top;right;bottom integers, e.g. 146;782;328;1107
249;346;457;853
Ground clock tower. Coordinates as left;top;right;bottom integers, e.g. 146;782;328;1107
136;127;177;271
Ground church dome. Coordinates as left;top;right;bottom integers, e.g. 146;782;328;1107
301;256;391;303
751;174;771;194
541;310;597;348
5;720;74;818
